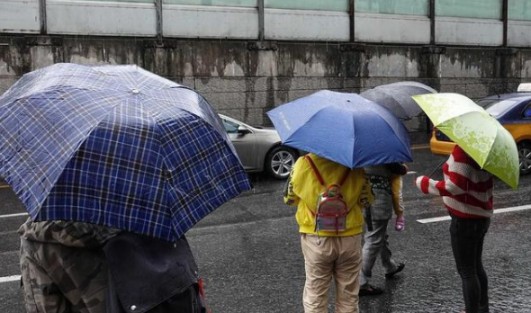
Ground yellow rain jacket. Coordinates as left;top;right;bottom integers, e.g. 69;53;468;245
284;153;374;237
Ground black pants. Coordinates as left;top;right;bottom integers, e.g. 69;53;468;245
450;216;491;313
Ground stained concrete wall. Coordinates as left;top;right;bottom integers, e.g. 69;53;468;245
1;35;530;143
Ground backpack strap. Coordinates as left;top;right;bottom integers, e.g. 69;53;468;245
305;155;350;187
305;155;326;186
338;167;351;187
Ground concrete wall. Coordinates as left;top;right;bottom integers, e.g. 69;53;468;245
1;35;530;143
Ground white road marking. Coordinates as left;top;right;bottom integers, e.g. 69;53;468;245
418;204;531;224
0;275;20;283
0;212;27;219
1;205;530;284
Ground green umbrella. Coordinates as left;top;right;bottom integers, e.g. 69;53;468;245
412;93;519;189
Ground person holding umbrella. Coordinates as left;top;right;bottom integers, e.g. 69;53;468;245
415;145;493;313
1;64;251;313
284;153;374;313
412;92;520;313
19;219;208;313
269;90;413;313
19;220;120;313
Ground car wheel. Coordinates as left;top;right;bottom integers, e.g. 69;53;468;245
518;142;531;175
265;146;298;179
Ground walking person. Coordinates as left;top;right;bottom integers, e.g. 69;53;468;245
359;163;408;296
19;219;120;313
19;219;208;313
284;153;373;313
416;145;493;313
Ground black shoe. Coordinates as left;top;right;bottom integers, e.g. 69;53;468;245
359;284;384;296
385;262;405;279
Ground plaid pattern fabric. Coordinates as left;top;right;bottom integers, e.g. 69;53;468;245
0;63;251;241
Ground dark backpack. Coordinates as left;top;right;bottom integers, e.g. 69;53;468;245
305;155;351;234
104;233;208;313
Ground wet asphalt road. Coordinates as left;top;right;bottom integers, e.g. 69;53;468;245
0;147;530;313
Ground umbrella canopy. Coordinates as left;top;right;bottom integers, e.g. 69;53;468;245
412;93;519;189
0;63;252;241
361;81;437;119
266;90;412;168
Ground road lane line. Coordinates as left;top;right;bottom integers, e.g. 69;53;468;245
2;204;530;283
0;212;27;219
0;275;20;283
411;144;430;150
418;204;531;224
417;215;451;223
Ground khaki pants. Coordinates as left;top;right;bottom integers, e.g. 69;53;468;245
300;234;362;313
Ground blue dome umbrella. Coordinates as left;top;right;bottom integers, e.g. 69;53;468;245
267;90;413;168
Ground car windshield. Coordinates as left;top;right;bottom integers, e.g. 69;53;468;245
485;99;519;118
477;98;499;108
222;118;240;134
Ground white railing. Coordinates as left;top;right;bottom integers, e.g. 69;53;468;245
0;0;530;48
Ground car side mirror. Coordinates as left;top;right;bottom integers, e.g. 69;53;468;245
237;127;251;136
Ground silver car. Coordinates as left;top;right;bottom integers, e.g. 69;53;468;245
219;114;300;179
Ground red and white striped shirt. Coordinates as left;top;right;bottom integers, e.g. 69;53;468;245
416;145;493;219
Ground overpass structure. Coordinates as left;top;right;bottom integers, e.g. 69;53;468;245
1;0;531;46
1;0;531;140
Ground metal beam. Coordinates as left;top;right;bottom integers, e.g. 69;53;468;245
429;0;435;45
258;0;264;41
155;0;163;42
502;0;508;47
39;0;47;34
349;0;355;42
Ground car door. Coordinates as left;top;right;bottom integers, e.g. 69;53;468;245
500;100;531;143
220;117;257;171
494;99;531;175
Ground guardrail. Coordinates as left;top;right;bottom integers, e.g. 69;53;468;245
1;0;531;47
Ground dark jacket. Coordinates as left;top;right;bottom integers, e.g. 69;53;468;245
104;233;206;313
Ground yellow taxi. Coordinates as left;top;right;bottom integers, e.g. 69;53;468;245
430;91;531;175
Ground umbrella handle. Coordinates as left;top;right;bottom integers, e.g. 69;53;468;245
426;158;446;177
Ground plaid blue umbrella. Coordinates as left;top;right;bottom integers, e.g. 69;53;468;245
0;63;251;242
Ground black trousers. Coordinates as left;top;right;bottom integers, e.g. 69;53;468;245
450;215;491;313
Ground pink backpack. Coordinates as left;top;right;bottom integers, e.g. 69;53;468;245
305;155;351;234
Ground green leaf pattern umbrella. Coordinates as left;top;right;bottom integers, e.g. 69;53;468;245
412;93;519;189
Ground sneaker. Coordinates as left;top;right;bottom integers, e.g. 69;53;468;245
385;262;405;279
359;284;384;296
395;215;405;231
